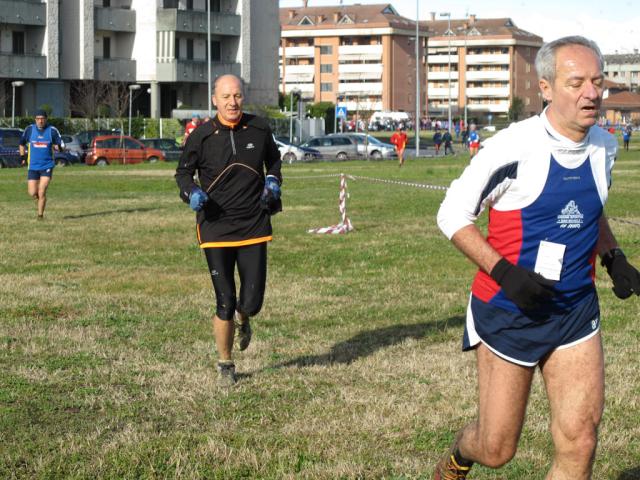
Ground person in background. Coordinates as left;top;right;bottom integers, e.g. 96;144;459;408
622;124;631;151
390;126;408;167
19;109;64;220
468;124;481;158
183;113;201;145
433;129;443;156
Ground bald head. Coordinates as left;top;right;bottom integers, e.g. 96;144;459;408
212;74;245;124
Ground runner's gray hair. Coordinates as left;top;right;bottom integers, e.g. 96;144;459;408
213;74;245;95
535;36;603;83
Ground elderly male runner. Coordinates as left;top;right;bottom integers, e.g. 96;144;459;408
19;109;64;219
175;74;282;387
434;36;640;479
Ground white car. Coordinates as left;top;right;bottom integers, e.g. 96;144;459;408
331;133;397;159
274;137;321;163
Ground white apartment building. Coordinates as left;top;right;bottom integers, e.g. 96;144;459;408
1;0;279;118
604;52;640;91
424;15;543;121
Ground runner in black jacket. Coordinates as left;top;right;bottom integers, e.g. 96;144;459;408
175;74;282;387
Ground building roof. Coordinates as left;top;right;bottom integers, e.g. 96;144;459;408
604;53;640;65
280;3;422;32
604;78;629;91
603;90;640;109
423;17;542;44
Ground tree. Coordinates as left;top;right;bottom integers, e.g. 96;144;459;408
70;80;103;118
306;101;335;133
508;96;525;121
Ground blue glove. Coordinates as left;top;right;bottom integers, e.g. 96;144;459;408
189;186;209;212
264;175;281;200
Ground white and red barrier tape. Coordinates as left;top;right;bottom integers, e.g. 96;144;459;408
308;173;354;234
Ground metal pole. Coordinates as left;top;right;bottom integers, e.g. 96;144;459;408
207;0;212;118
447;15;452;134
464;28;468;129
289;90;293;144
128;91;133;136
334;102;338;133
415;0;420;157
11;83;16;127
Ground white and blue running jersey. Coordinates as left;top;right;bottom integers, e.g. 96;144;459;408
437;108;617;313
20;124;63;171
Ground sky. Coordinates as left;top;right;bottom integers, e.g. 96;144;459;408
279;0;640;54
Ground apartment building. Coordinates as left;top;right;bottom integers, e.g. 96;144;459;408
1;0;279;118
604;52;640;91
424;14;543;122
279;3;427;114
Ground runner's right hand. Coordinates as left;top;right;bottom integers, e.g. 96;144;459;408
490;258;556;311
189;187;209;212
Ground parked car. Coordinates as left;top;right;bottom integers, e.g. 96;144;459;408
54;150;82;166
60;134;85;158
332;133;396;159
139;138;183;161
0;128;22;168
274;137;321;163
85;135;165;166
75;129;120;149
299;135;360;160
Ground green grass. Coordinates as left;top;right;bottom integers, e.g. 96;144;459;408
1;140;640;479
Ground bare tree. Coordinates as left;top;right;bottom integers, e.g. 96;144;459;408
70;80;103;119
102;81;142;119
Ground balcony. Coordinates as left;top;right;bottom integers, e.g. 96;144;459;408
339;44;383;62
156;59;240;82
467;102;510;113
465;87;510;98
465;70;510;81
282;64;314;83
338;82;383;95
428;54;459;64
157;9;240;36
279;46;314;58
0;0;46;26
283;83;314;94
465;54;510;65
94;58;136;81
343;100;382;111
339;63;383;81
427;87;459;98
95;7;136;33
427;71;458;81
0;53;46;78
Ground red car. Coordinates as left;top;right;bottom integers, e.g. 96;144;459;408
85;135;165;165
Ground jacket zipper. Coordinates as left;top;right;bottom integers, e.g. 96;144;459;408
230;129;237;156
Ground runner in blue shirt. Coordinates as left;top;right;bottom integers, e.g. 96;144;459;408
19;110;64;219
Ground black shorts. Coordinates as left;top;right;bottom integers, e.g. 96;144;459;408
204;242;267;320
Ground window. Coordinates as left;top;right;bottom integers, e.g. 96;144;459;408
307;139;320;147
174;37;180;59
124;138;142;150
103;0;111;6
320;45;332;55
103;37;111;59
320;64;333;73
186;0;193;10
299;16;314;26
12;31;24;55
3;131;21;148
211;40;221;61
320;82;333;92
187;38;194;60
526;80;530;89
210;0;220;12
525;63;531;73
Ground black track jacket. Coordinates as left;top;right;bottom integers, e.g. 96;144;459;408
175;114;282;247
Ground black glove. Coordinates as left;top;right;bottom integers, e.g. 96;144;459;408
601;248;640;299
261;175;282;215
490;258;556;311
20;153;26;165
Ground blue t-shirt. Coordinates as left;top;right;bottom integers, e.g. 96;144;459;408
20;124;63;171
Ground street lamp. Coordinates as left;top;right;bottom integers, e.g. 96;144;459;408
289;89;300;144
128;84;141;136
415;0;420;157
439;12;452;134
11;81;25;127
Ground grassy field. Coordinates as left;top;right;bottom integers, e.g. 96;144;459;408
1;142;640;479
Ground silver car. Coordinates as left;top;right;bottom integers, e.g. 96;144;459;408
335;133;397;159
300;135;360;161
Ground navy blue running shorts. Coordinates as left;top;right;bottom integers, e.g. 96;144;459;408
27;168;53;180
464;290;600;366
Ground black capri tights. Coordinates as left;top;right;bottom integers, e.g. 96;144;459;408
204;242;267;321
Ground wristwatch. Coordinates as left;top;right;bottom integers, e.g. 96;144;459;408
601;247;625;269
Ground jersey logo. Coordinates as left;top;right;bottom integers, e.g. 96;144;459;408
246;143;255;150
557;200;584;229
